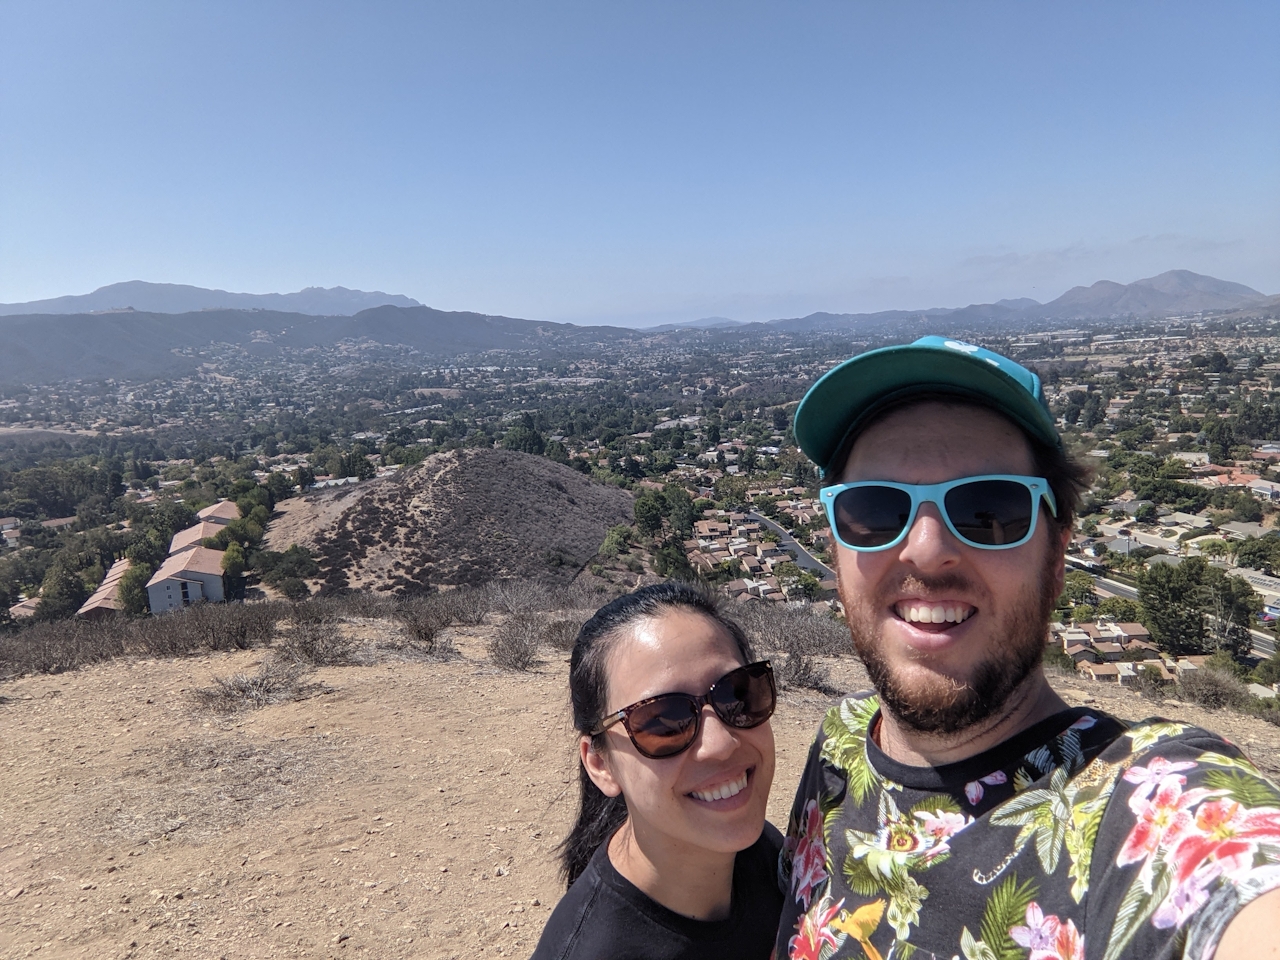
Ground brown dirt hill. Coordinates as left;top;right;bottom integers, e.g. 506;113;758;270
263;449;634;595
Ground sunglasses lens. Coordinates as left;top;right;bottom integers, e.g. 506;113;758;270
944;479;1035;546
626;696;700;758
832;485;913;548
711;663;776;728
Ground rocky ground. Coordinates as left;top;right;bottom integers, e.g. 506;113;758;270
2;619;1279;960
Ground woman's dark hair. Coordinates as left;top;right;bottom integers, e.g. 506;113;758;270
557;580;754;887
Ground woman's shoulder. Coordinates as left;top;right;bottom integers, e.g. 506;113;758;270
529;847;610;960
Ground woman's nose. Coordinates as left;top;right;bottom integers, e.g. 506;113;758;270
695;707;741;758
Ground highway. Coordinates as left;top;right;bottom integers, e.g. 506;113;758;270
1090;573;1276;659
746;511;834;579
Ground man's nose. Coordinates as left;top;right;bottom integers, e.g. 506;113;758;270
896;502;963;570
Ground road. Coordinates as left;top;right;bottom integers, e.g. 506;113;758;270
1091;574;1276;659
747;511;834;579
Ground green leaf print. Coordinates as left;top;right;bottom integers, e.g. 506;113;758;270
1203;769;1280;806
822;697;884;805
989;767;1071;875
977;875;1038;960
1198;750;1280;780
1125;721;1188;753
1101;858;1174;960
959;926;999;960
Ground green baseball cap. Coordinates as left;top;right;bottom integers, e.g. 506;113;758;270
794;335;1060;476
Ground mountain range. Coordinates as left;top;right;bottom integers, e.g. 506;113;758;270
762;270;1271;332
0;270;1274;387
0;281;421;317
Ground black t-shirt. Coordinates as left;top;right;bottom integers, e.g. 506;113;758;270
531;824;784;960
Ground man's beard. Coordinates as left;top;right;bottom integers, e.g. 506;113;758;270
843;552;1059;736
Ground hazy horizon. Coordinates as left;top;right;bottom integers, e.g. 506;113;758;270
2;1;1277;327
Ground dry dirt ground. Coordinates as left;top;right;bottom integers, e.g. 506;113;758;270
3;622;1280;960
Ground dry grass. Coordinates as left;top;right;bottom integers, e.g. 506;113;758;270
191;662;331;713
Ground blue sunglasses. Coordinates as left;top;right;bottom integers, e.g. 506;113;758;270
820;474;1058;552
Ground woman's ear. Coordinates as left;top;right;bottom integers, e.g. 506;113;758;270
580;736;621;798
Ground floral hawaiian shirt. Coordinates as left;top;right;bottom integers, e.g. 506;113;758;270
774;694;1280;960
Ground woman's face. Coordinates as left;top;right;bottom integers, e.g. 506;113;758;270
585;608;776;859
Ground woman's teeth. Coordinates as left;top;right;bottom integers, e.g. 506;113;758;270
691;772;748;803
897;603;974;624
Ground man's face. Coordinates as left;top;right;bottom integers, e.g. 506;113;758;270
832;401;1067;734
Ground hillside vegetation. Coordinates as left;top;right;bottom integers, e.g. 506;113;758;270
262;448;635;595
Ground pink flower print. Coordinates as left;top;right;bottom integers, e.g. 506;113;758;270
1010;902;1060;952
1118;778;1213;867
1052;918;1084;960
788;896;844;960
1168;800;1280;885
1011;903;1083;960
790;800;829;911
913;808;970;862
964;770;1008;805
1068;715;1097;731
1122;757;1197;800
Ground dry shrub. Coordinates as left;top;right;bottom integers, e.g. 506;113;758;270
0;618;126;677
191;663;328;713
389;596;460;661
275;615;358;667
548;581;613;611
1178;667;1250;711
1132;664;1169;702
774;651;838;695
488;613;543;670
441;586;490;625
543;616;586;652
736;603;849;658
330;592;396;620
487;580;552;615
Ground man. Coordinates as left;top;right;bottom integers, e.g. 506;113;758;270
775;336;1280;960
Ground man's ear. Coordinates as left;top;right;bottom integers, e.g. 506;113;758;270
1051;523;1071;595
580;736;622;798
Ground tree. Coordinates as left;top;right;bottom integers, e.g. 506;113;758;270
294;465;316;491
1138;556;1261;656
266;471;296;503
663;484;696;539
501;415;545;455
221;541;247;578
1058;571;1096;608
1097;597;1141;623
34;564;89;621
634;492;666;538
118;564;153;616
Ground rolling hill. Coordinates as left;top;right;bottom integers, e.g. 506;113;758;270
0;281;421;316
262;448;635;594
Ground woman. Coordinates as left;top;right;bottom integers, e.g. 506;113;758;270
531;581;782;960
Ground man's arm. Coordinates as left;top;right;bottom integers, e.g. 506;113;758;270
1213;886;1280;960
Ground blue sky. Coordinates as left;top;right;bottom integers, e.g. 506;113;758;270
1;1;1276;326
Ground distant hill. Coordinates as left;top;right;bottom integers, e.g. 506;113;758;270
262;448;635;593
0;304;637;385
1038;270;1265;319
0;281;422;317
0;269;1273;387
764;270;1271;331
649;316;747;331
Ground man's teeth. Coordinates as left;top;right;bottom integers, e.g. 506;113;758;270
898;603;974;624
691;772;748;803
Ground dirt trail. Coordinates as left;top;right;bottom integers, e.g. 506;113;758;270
2;626;1278;959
